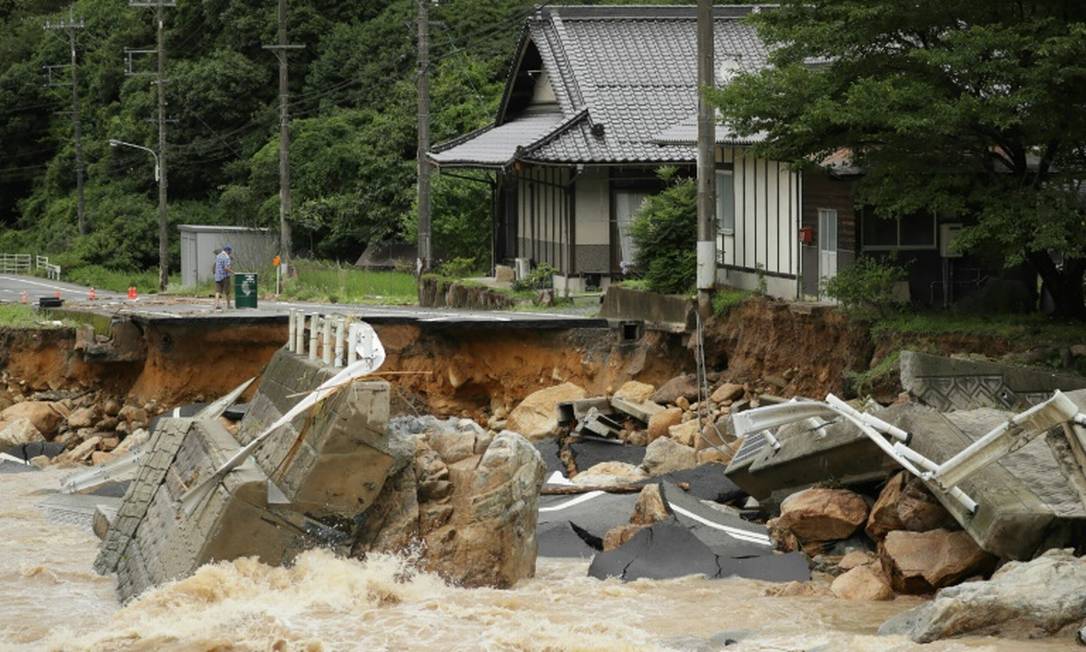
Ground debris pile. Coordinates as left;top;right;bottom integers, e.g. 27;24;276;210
89;336;545;602
0;376;158;470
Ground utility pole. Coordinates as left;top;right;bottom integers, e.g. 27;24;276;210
128;0;173;290
263;0;303;272
695;0;717;309
44;8;87;235
416;0;432;273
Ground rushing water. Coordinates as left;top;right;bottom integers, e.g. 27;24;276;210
0;469;1072;652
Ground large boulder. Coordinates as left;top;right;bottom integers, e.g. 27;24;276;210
879;529;994;594
631;484;671;525
710;382;744;404
613;381;655;404
831;564;894;601
0;418;44;448
1;401;66;437
867;472;956;540
879;548;1086;643
647;407;683;441
650;374;699;405
667;419;699;447
640;437;698;476
506;382;586;440
66;406;98;430
777;488;869;542
419;430;546;588
572;461;647;486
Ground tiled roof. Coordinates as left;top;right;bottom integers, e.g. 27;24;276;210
429;112;566;168
429;5;770;168
652;114;768;146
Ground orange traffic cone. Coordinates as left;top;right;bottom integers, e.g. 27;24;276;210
19;291;28;304
127;287;137;300
88;287;97;301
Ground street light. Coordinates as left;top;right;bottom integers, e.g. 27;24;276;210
108;138;159;182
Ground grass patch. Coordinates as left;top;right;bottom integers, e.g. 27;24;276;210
615;278;652;291
279;260;417;305
846;350;901;397
871;311;1085;345
65;265;177;295
712;288;753;317
0;304;71;328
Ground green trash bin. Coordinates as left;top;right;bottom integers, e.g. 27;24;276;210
234;273;258;309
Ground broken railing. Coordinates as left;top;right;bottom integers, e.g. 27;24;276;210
732;391;1086;515
287;309;378;368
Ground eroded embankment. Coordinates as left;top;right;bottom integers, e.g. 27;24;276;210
0;319;693;417
702;297;1037;400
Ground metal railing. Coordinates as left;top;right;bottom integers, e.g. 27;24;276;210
35;255;61;281
0;253;31;274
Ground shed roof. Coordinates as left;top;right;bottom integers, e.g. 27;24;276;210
178;225;273;234
429;5;770;168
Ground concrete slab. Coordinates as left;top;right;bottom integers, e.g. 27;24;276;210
94;349;404;601
900;350;1086;411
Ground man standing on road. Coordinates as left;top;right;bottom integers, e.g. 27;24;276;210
213;245;233;310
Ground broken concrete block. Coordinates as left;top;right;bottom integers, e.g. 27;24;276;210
878;529;994;594
610;396;664;423
879;548;1086;643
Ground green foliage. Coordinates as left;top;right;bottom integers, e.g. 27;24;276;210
280;259;417;305
711;0;1086;318
846;351;901;398
437;256;482;279
629;177;697;295
823;257;908;317
0;304;71;329
65;265;171;295
712;288;752;317
512;262;556;291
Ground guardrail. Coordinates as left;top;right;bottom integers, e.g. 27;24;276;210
35;255;61;281
0;253;31;274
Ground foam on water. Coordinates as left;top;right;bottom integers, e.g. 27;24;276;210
0;470;1074;652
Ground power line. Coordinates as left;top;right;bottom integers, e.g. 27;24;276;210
44;6;88;235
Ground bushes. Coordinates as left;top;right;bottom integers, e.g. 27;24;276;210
824;256;908;317
512;262;555;291
629;176;697;295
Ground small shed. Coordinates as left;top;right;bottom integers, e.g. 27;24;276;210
179;225;278;287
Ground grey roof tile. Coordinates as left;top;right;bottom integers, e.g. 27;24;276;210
430;6;769;167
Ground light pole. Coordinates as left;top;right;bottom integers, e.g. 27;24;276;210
109;138;167;287
109;138;160;181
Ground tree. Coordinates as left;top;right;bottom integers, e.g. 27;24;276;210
712;0;1086;318
630;174;697;295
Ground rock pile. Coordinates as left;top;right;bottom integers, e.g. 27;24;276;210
0;379;157;466
512;374;781;485
765;475;997;603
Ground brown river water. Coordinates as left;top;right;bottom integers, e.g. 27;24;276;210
0;469;1073;652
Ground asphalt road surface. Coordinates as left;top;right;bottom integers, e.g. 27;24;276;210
0;274;607;328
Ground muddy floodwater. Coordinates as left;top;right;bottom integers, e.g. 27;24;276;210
0;469;1071;652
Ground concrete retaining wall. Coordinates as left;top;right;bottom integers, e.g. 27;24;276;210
599;285;695;332
418;276;514;310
